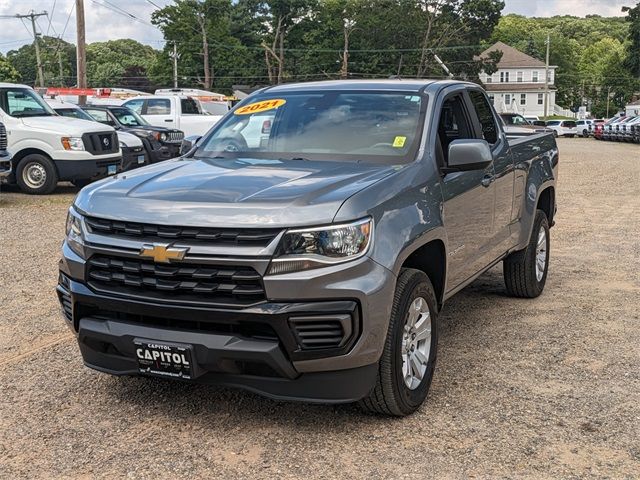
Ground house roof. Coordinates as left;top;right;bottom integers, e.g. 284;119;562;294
627;99;640;106
485;83;556;92
479;42;547;68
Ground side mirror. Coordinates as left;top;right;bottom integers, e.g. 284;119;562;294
180;135;202;156
446;139;493;172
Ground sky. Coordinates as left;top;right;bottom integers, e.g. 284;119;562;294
0;0;634;54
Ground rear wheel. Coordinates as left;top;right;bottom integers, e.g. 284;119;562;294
359;268;438;416
503;210;550;298
16;154;58;195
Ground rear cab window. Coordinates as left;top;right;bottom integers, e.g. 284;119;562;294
469;90;498;144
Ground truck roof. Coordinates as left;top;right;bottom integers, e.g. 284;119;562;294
0;82;33;89
263;79;461;94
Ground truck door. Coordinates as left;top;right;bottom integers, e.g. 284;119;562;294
144;98;174;128
437;91;496;291
468;90;515;256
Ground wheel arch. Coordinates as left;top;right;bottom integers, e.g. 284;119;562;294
400;239;447;311
537;186;555;226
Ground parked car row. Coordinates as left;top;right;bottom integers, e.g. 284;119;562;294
0;83;191;195
588;116;640;143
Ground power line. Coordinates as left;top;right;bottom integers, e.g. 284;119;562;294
46;1;57;36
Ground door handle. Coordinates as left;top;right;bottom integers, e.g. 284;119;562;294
481;174;495;187
164;119;172;122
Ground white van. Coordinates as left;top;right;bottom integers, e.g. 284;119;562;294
0;84;121;194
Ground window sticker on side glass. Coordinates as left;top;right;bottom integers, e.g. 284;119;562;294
393;136;407;148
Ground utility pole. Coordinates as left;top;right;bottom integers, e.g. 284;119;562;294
75;0;87;105
543;34;550;120
0;11;48;87
606;86;612;118
58;47;64;86
170;41;179;88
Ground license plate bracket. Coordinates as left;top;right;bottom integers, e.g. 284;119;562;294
137;155;145;164
134;339;194;380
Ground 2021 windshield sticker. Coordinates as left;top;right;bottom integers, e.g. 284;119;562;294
234;99;286;115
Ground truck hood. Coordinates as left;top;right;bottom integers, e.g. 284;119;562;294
75;157;397;228
21;116;114;135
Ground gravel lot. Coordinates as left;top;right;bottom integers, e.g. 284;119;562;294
1;138;639;479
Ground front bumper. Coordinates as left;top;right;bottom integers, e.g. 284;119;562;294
120;147;148;172
0;152;11;178
143;138;181;163
55;155;122;181
58;241;395;402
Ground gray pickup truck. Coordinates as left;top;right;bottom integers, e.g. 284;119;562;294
58;80;558;416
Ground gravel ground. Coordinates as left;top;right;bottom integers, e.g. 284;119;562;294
0;138;639;479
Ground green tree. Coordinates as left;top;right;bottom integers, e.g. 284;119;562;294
0;53;20;83
622;2;640;77
86;39;158;89
7;37;76;86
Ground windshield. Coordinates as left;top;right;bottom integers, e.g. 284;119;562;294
195;91;425;164
55;107;94;121
110;107;149;127
0;88;55;117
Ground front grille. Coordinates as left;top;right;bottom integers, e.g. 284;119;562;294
0;123;7;150
82;131;119;155
85;216;281;246
164;131;184;144
290;315;351;350
87;255;266;307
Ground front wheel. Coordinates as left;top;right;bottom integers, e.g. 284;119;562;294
359;268;438;416
503;210;550;298
16;154;58;195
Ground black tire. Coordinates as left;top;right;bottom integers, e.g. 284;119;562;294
359;268;438;416
503;210;550;298
15;154;58;195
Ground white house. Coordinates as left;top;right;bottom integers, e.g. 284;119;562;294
478;42;557;118
625;99;640;117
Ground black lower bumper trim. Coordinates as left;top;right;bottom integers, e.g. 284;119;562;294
79;316;377;403
55;156;122;181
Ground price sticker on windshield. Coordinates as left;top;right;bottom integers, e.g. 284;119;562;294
234;99;286;115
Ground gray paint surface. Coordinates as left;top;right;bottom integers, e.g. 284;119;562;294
66;79;558;374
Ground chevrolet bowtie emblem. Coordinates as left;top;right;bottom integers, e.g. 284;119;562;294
139;243;188;263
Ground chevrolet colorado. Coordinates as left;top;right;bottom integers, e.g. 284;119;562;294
58;80;558;416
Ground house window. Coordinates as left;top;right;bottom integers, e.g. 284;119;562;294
537;93;544;105
500;71;510;83
485;76;492;83
532;71;539;83
504;94;511;105
489;94;495;103
547;71;552;83
517;71;523;82
520;94;526;105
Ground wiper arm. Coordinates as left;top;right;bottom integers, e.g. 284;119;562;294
279;157;310;161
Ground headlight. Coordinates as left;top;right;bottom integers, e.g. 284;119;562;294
119;141;126;148
160;133;168;142
65;207;85;258
268;218;372;275
61;137;85;151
